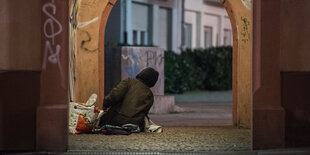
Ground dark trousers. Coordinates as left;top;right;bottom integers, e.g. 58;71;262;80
99;109;145;131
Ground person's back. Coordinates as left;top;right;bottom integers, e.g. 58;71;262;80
99;67;159;130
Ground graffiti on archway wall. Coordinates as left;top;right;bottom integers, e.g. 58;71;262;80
121;47;164;96
42;0;65;84
69;0;115;105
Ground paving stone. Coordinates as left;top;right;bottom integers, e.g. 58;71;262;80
69;126;251;152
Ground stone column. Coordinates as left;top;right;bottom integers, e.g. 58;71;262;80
150;4;160;46
37;0;69;151
0;0;41;151
252;0;285;149
125;0;133;45
280;0;310;148
221;0;252;128
72;0;116;108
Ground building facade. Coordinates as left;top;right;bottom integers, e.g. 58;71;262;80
105;0;182;52
105;0;232;52
183;0;232;49
2;0;310;152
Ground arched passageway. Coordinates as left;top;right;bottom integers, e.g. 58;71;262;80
68;0;252;151
3;0;310;152
67;0;310;151
68;0;254;151
71;0;252;129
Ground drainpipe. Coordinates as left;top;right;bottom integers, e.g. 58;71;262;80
181;0;185;47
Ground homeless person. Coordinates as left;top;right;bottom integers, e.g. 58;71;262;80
99;67;159;132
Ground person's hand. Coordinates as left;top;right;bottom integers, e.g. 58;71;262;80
103;106;110;112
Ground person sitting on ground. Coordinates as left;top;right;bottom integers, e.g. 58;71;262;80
99;67;159;132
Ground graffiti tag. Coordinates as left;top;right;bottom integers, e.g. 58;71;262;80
146;50;164;67
42;0;64;79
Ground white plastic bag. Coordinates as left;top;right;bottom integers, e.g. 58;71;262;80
68;94;100;134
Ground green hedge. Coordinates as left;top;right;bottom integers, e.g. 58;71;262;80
165;46;232;94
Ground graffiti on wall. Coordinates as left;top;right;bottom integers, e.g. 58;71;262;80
122;50;164;78
80;30;98;52
42;0;64;80
78;17;99;52
121;48;164;95
146;50;164;95
122;53;141;78
146;50;164;67
240;16;251;43
70;0;99;53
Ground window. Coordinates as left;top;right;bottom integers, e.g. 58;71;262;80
204;26;213;48
132;30;147;45
159;7;172;50
203;0;222;6
133;30;138;45
183;23;192;49
224;29;232;46
131;3;150;46
140;31;145;45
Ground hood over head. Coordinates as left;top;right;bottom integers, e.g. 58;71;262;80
136;67;159;88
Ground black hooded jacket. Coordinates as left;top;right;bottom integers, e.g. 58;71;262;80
100;67;159;129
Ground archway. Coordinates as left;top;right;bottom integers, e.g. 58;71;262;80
6;0;310;152
220;0;252;128
69;0;117;108
70;0;252;128
69;0;252;151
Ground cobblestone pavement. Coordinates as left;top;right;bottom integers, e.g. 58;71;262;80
69;91;249;152
69;126;251;152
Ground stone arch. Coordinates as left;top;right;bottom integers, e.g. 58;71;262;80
220;0;252;128
70;0;116;107
72;0;252;128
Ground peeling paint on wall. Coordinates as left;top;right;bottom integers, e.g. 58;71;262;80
69;0;81;101
77;16;99;28
69;0;110;105
241;0;252;10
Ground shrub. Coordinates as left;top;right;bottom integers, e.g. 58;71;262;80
164;46;232;94
164;50;185;94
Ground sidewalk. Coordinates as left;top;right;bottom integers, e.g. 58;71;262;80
150;103;232;126
172;90;232;104
66;88;248;152
150;90;233;126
